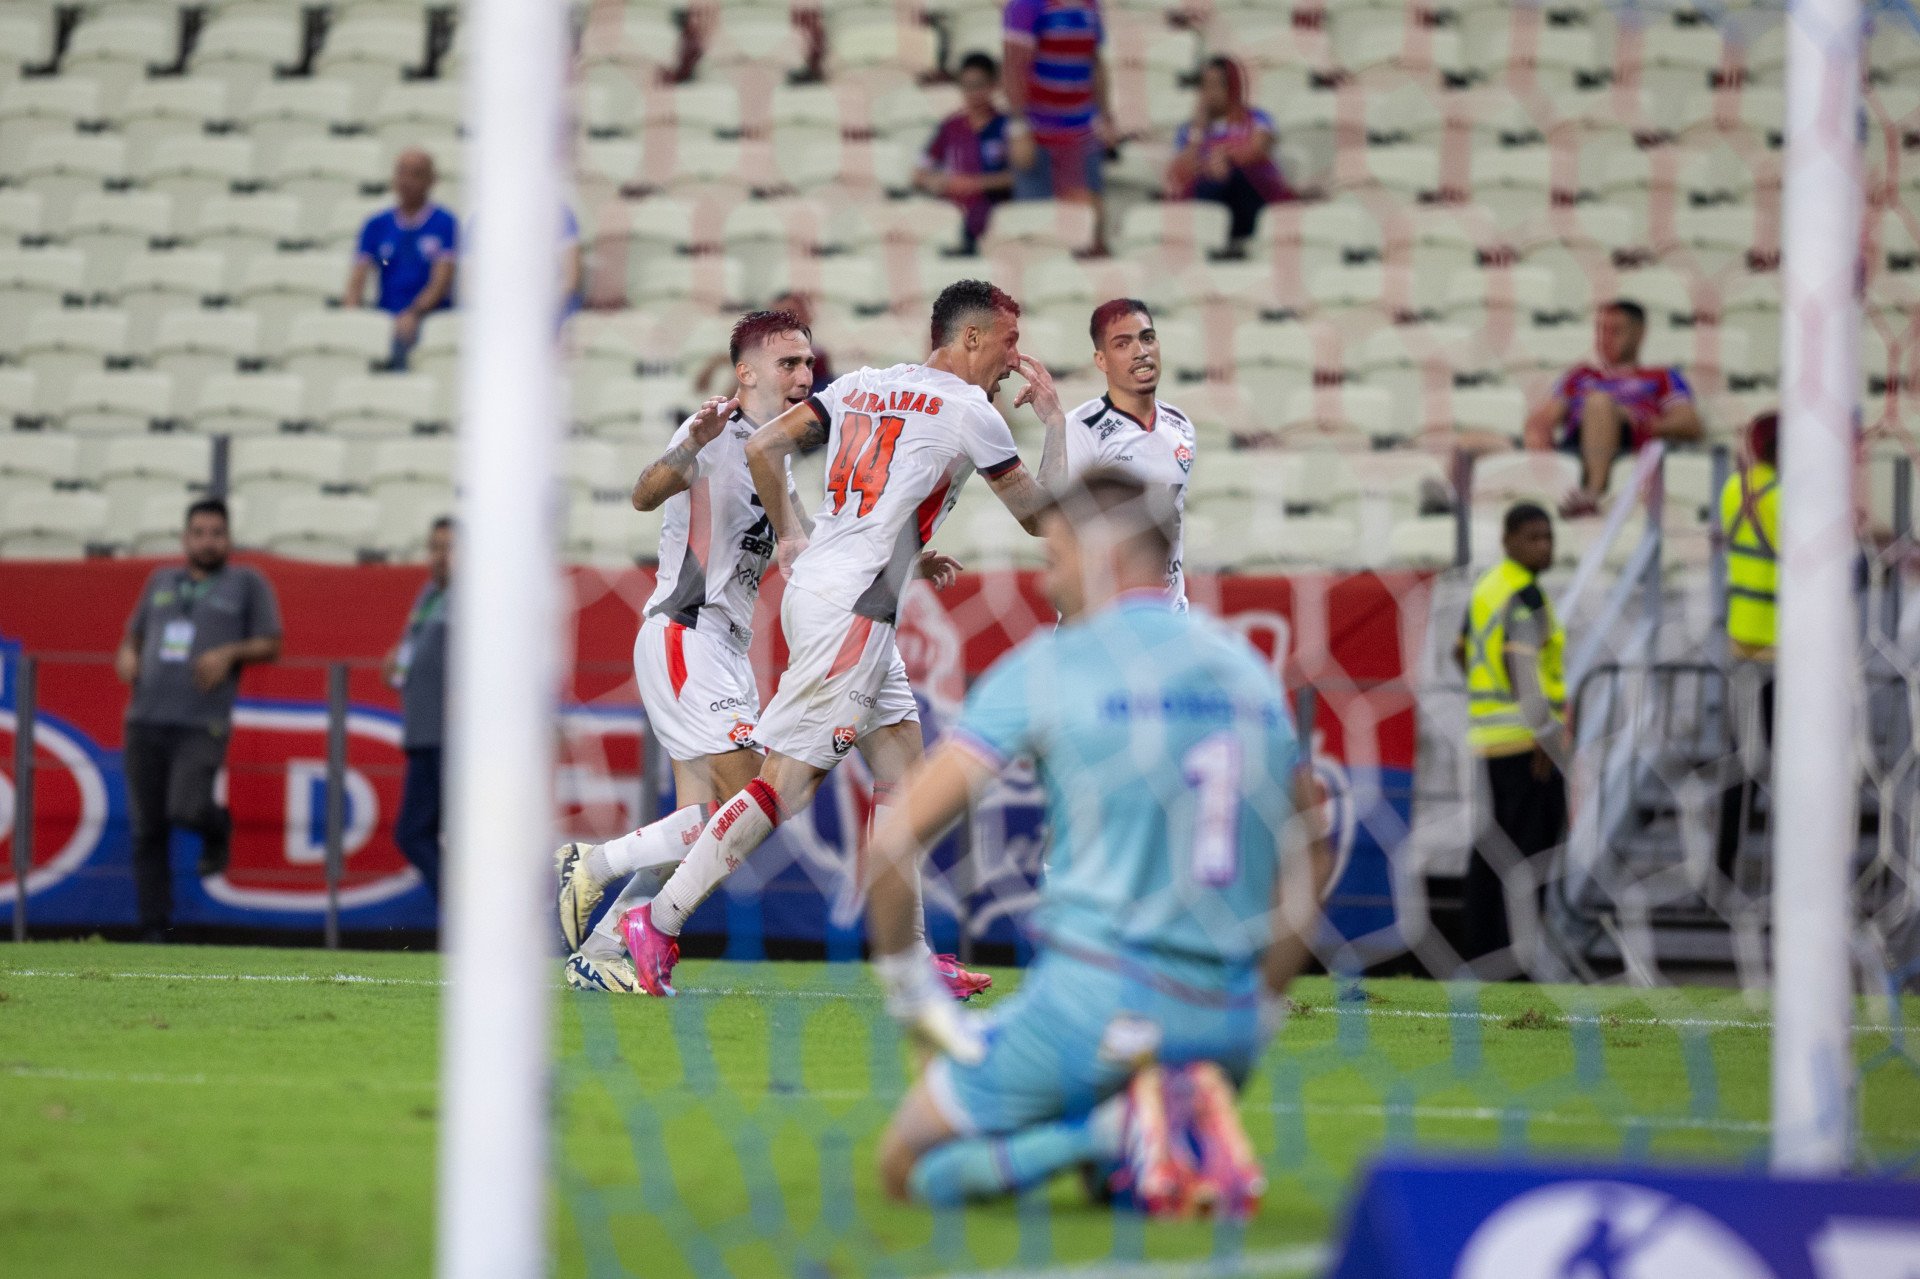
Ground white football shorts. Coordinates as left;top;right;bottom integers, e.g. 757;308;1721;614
750;584;919;771
632;615;763;762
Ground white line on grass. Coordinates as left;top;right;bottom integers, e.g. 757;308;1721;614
6;1064;435;1091
941;1244;1328;1279
2;970;1903;1034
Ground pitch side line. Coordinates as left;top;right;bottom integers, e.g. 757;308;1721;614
941;1244;1327;1279
1;969;1903;1034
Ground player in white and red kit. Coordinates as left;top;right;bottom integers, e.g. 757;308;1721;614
619;279;1064;996
1040;298;1195;609
556;311;818;992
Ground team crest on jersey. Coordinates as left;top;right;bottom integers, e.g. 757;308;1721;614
831;724;858;756
728;721;756;747
1174;444;1193;472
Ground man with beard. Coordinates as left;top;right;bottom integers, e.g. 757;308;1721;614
116;498;282;941
1040;298;1196;610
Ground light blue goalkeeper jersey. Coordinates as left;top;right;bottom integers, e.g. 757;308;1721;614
949;590;1300;973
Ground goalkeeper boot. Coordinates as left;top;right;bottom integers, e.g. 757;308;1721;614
620;903;680;997
932;954;992;1001
554;841;604;952
1183;1061;1266;1220
1110;1065;1197;1217
564;949;640;994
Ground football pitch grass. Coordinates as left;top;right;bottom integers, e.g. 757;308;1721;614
2;942;1916;1278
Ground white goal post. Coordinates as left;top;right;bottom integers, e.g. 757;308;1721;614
437;0;567;1274
1772;0;1864;1173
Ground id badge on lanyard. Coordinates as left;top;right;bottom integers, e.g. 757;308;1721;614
159;618;195;662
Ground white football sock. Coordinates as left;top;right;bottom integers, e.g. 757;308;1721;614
650;778;784;936
583;802;710;888
582;862;679;960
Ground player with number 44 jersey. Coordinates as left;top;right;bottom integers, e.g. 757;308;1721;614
615;279;1063;999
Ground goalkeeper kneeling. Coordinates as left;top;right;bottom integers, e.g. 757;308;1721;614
864;469;1333;1219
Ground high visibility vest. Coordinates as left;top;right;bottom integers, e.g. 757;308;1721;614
1720;461;1778;654
1465;558;1567;756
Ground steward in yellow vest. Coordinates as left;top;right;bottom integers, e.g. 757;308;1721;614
1720;411;1779;660
1455;503;1569;966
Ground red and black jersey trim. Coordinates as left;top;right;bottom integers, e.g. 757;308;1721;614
804;395;831;425
980;455;1022;479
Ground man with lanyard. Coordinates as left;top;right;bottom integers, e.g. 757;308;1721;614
1456;503;1567;969
385;516;453;900
116;498;282;942
1716;412;1779;884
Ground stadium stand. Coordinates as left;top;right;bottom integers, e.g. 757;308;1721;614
0;0;1912;576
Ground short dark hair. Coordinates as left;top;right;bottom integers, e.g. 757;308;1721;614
1748;411;1778;466
1606;298;1647;327
957;50;998;79
1504;502;1552;536
1089;297;1152;348
929;279;1020;349
1047;467;1176;566
185;497;229;527
729;308;811;364
430;515;454;533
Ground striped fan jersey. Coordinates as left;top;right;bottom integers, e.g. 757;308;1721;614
1003;0;1105;143
645;408;800;654
1064;394;1195;608
788;363;1024;625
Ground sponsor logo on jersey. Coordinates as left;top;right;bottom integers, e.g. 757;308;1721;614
709;697;750;712
1097;420;1122;440
1174;444;1194;472
847;689;878;709
831;724;858;755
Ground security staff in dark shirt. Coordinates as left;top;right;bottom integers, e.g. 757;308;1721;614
384;516;452;900
115;498;282;941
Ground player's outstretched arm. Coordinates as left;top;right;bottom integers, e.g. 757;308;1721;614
632;395;737;511
1261;768;1335;1011
746;400;829;568
866;741;995;1062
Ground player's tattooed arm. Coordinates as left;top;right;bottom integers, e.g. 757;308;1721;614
986;463;1051;536
1012;354;1070;494
746;399;826;568
632;395;737;511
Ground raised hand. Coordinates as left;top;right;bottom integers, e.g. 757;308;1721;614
688;395;739;449
1010;353;1065;429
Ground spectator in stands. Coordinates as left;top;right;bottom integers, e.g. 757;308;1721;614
345;148;458;370
1716;411;1778;885
695;292;832;396
1456;502;1566;970
115;498;283;943
1165;55;1292;254
914;51;1014;253
1524;299;1702;516
385;516;453;902
1002;0;1112;250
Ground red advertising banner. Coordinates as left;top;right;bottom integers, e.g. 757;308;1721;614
1;557;1427;936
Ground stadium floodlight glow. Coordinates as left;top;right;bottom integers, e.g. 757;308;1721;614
436;0;566;1272
1771;0;1862;1174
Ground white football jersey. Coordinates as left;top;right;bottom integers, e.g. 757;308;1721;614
646;407;799;652
1063;394;1195;607
788;363;1023;623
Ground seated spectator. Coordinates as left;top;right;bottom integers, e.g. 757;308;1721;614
1165;56;1292;252
1524;299;1703;514
345;148;458;369
913;51;1014;253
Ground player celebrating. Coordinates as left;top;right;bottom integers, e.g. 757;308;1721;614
557;309;817;993
614;279;1063;997
1038;298;1196;609
864;471;1330;1215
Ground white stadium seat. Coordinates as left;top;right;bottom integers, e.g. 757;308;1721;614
260;491;382;562
58;369;177;434
191;371;311;435
1;487;111;558
319;372;442;435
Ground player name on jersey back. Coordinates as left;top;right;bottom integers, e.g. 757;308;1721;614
791;364;1024;625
